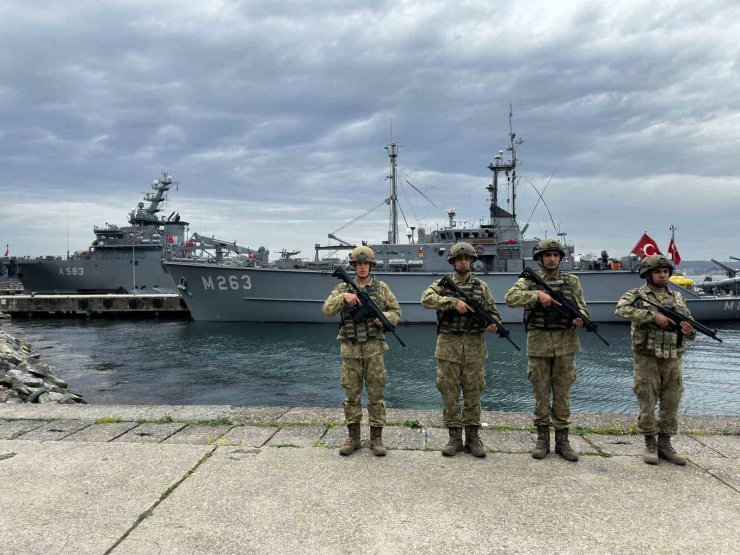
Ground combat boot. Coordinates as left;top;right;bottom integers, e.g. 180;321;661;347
370;426;386;457
339;423;361;456
643;435;659;465
532;425;550;459
464;425;486;458
441;427;464;457
658;433;686;465
555;428;579;462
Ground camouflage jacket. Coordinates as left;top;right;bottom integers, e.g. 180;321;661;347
420;274;501;363
505;269;589;357
615;284;695;358
322;277;401;359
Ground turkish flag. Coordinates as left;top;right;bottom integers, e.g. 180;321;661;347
668;238;682;266
167;234;174;244
630;232;663;259
3;244;8;257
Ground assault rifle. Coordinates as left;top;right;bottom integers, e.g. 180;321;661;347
518;267;610;346
331;267;405;347
438;275;521;351
630;294;723;343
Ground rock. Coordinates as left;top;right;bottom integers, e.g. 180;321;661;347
7;368;43;387
0;330;85;404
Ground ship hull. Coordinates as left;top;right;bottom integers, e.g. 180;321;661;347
165;261;740;323
16;252;176;293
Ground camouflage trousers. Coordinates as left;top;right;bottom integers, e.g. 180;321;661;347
436;359;486;428
341;354;387;427
528;354;576;430
632;353;683;435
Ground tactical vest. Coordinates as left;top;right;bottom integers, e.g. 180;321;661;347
632;292;688;358
338;280;385;343
437;275;487;334
524;273;577;331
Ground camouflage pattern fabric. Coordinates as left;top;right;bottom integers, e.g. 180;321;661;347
323;277;401;427
421;274;500;428
506;270;588;429
341;352;387;427
615;284;695;358
528;354;576;429
632;353;683;435
504;269;588;357
616;284;694;435
436;359;485;427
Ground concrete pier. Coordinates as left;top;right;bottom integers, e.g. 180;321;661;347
0;404;738;554
0;293;189;319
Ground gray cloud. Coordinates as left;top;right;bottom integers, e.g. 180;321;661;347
1;0;739;261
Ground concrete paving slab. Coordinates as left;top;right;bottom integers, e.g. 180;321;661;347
585;433;644;456
586;434;725;459
115;422;186;443
383;426;425;450
163;424;233;445
15;419;90;441
691;457;740;492
0;440;211;555
690;434;740;458
481;410;533;429
0;403;232;423
386;408;441;428
218;425;278;447
64;422;138;442
524;432;597;455
425;426;453;450
321;425;355;448
113;448;740;554
228;406;290;424
267;425;326;447
481;430;533;453
0;419;45;439
278;407;344;424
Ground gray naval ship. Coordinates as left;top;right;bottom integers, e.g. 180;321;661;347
13;172;270;294
165;121;740;324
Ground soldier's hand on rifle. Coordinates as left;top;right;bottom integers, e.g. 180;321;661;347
572;318;583;327
372;318;382;327
537;291;561;308
680;321;694;335
343;292;361;306
455;300;473;313
654;313;675;328
485;323;498;333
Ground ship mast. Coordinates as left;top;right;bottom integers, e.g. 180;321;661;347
486;107;523;226
385;141;399;244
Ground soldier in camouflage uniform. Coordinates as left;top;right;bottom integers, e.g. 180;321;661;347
322;246;401;457
420;242;501;458
615;254;694;466
505;239;587;462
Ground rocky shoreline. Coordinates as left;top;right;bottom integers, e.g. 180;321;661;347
0;319;85;404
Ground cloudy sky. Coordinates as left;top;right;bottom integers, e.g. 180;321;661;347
1;0;739;262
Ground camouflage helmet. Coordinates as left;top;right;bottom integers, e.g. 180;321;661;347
532;238;566;261
448;242;477;263
639;254;674;279
348;245;377;265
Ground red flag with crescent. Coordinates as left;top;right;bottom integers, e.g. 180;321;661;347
667;237;682;265
3;244;8;257
630;233;662;259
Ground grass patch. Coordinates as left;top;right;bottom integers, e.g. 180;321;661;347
567;425;629;436
94;416;123;424
403;419;422;429
194;417;233;426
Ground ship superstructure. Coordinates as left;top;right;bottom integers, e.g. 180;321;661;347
164;116;740;323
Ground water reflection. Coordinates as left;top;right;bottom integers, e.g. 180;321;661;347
6;319;740;416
